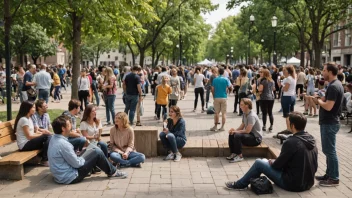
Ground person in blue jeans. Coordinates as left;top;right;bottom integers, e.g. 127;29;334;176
280;65;297;117
226;112;318;192
109;112;145;168
312;63;344;187
103;67;117;125
159;106;186;162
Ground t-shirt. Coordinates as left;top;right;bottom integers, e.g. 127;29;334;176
283;76;296;96
194;73;205;88
124;72;141;95
80;121;102;144
242;111;262;140
232;70;240;81
260;79;275;100
16;117;35;150
156;85;172;105
22;71;33;91
319;79;344;125
212;76;231;99
297;72;306;85
306;74;315;89
58;68;66;78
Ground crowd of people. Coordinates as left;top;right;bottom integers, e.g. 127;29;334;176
10;61;347;191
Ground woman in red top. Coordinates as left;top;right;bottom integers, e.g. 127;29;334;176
103;67;117;125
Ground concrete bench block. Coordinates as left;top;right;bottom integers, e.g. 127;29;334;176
202;139;219;157
134;126;158;157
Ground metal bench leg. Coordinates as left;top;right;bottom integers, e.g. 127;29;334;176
0;164;24;180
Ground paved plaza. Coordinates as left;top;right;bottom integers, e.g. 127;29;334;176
1;86;352;197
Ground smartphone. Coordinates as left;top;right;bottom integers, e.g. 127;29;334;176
163;122;167;129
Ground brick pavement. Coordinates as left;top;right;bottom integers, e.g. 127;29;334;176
1;86;352;197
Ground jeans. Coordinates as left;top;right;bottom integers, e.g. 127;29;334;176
159;132;186;153
92;80;100;106
169;99;177;109
194;87;205;110
124;94;139;124
320;124;340;180
78;90;89;111
60;77;66;90
105;95;116;124
97;141;108;157
233;86;240;112
228;133;261;155
54;86;61;100
110;151;145;167
206;87;211;107
38;89;50;103
281;95;296;117
21;134;51;161
68;137;86;151
236;159;286;189
70;148;116;184
156;104;167;120
260;100;274;126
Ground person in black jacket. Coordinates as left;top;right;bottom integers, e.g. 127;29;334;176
225;111;318;192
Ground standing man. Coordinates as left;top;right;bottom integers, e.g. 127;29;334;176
21;64;36;101
123;66;143;125
33;64;52;103
312;63;344;187
58;65;66;91
210;67;233;132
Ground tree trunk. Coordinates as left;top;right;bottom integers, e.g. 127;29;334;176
300;30;305;67
151;44;156;68
24;55;28;66
127;43;135;66
32;56;38;64
71;12;82;99
139;48;145;67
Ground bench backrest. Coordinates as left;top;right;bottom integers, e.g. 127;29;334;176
0;120;15;146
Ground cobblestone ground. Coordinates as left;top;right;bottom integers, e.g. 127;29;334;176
1;85;352;198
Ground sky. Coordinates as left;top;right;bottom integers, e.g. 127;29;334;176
202;0;242;30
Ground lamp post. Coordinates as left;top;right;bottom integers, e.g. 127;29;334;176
178;4;182;66
261;39;264;64
226;54;229;64
230;47;234;65
272;16;277;66
247;14;255;65
176;44;179;65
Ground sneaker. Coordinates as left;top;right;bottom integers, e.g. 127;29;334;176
262;126;266;131
164;152;175;160
319;178;339;187
229;155;244;163
268;125;273;131
315;174;329;181
40;161;49;167
303;111;308;115
112;170;128;179
225;181;246;190
226;153;236;160
218;127;225;132
210;126;218;132
174;152;182;162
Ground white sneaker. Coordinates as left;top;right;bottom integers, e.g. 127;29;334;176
174;152;182;162
226;153;236;160
164;152;175;160
229;155;244;163
210;126;218;132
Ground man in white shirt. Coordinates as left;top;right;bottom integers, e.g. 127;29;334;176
33;64;52;103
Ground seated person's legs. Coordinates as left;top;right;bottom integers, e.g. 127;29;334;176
68;136;86;151
125;151;145;167
97;141;108;157
228;133;261;162
159;131;171;150
21;134;52;161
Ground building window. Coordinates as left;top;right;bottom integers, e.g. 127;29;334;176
115;56;118;61
100;61;103;65
346;28;352;46
333;26;341;47
108;55;110;59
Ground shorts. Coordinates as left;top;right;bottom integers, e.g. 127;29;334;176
214;98;227;114
306;88;315;96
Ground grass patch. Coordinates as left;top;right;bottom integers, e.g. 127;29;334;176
0;109;68;122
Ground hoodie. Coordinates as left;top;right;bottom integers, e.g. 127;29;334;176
272;131;318;192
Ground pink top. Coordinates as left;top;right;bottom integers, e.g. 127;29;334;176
104;77;117;95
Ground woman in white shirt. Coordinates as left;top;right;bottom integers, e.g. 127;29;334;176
80;104;108;157
281;65;297;117
77;68;90;112
193;66;207;113
14;101;52;166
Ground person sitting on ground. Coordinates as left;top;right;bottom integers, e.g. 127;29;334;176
48;115;127;184
159;106;186;162
80;104;108;157
227;98;262;163
32;99;53;134
14;101;52;166
62;99;87;151
225;111;318;192
109;112;145;168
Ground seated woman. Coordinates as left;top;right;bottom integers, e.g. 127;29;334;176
159;106;186;162
227;98;263;163
109;112;145;168
14;101;52;166
80;104;108;157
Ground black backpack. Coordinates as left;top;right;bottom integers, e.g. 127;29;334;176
250;176;273;195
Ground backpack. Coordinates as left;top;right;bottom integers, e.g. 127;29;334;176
250;176;273;195
206;106;215;114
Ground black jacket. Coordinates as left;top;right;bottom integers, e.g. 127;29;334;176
272;131;318;192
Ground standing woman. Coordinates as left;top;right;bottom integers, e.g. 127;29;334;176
206;67;218;108
281;65;297;117
91;69;100;107
169;68;180;108
271;67;279;99
178;67;186;100
258;69;275;131
109;112;145;168
16;66;25;103
78;68;90;112
80;104;108;157
237;68;250;116
52;68;61;103
103;67;117;125
155;76;172;121
193;66;206;113
14;101;52;166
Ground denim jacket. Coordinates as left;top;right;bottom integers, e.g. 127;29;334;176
166;118;186;141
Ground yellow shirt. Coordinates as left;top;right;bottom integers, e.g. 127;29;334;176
53;73;61;86
156;84;172;105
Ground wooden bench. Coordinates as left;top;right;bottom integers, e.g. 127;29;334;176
0;120;41;180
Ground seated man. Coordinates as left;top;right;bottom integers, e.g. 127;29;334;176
48;115;128;184
225;111;318;192
32;99;52;134
62;99;87;151
227;98;262;163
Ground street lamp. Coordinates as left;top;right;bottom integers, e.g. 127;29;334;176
178;4;182;66
248;14;255;65
272;16;278;66
261;39;264;64
230;47;234;65
226;54;229;64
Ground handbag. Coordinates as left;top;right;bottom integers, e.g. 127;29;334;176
169;93;179;100
250;176;273;195
27;87;37;98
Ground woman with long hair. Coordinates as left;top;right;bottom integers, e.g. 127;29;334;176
304;68;318;116
258;69;275;131
109;112;145;168
159;106;186;162
80;104;108;157
78;68;90;111
178;66;186;99
236;68;250;116
206;67;218;108
14;101;51;166
193;66;206;113
90;69;100;106
103;67;117;125
281;65;297;117
52;68;61;103
155;76;172;121
16;66;25;103
169;68;181;107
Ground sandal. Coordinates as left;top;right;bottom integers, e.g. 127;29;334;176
136;121;142;126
